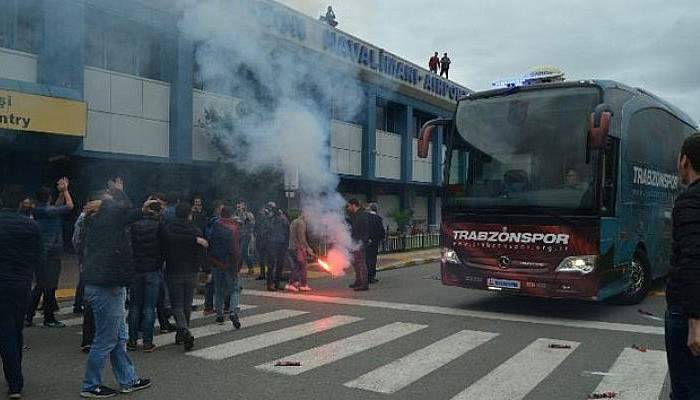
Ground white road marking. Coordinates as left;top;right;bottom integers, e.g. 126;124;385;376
61;301;254;328
594;348;667;400
153;309;308;346
187;315;362;360
257;322;427;375
344;329;498;393
243;290;664;335
450;338;580;400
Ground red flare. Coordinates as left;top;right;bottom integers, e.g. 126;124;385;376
317;258;333;276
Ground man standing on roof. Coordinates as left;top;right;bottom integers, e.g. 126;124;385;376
428;52;440;74
440;53;451;79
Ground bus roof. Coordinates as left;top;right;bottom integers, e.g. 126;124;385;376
462;79;698;129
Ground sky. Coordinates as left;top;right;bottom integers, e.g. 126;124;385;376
277;0;700;124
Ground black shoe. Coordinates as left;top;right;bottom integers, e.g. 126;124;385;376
369;278;379;284
230;314;241;330
267;285;277;292
175;331;184;345
215;316;225;325
160;323;176;334
354;286;369;291
126;339;138;351
191;304;199;312
119;379;152;394
43;320;66;328
348;283;359;289
80;385;118;398
24;319;33;328
256;275;266;281
81;345;91;353
183;331;194;351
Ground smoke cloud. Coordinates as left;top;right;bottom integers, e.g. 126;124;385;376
177;0;368;274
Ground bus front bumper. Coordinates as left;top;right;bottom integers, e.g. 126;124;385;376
441;261;602;301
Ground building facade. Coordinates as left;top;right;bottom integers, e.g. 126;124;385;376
0;0;469;231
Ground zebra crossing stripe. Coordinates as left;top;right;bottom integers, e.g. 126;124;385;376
152;309;308;346
449;338;580;400
257;322;428;375
344;330;498;394
60;302;254;328
187;315;362;360
593;348;667;400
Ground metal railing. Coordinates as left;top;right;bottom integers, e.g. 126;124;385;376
379;232;441;253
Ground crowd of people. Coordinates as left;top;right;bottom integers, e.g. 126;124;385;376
428;52;452;79
0;175;385;399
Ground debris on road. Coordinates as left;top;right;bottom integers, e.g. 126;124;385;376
631;344;648;352
637;309;663;322
275;361;302;367
588;391;617;399
548;343;572;349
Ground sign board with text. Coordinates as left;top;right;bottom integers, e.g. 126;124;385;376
0;89;87;137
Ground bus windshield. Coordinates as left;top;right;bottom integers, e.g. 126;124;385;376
448;86;601;212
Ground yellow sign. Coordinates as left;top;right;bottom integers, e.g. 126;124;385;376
0;89;86;137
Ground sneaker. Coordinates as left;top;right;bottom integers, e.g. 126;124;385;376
203;308;216;316
348;283;359;289
183;331;195;351
215;316;225;325
80;385;118;398
175;330;184;345
81;345;91;353
230;314;241;330
126;340;138;351
354;286;369;291
43;321;66;328
285;284;299;292
298;285;312;292
191;304;199;312
8;392;22;399
160;323;176;334
143;343;157;353
266;285;277;292
119;379;152;394
369;278;379;284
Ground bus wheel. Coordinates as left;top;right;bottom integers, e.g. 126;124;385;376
611;250;651;305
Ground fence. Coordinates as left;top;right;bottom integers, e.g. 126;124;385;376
379;232;441;253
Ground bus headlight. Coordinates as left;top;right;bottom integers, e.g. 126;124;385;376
442;248;460;264
555;255;597;274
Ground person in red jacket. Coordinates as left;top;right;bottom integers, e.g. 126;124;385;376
207;206;242;330
428;52;439;74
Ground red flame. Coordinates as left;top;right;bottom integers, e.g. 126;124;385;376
317;258;333;276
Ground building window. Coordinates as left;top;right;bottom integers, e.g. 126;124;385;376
85;9;164;81
0;0;41;53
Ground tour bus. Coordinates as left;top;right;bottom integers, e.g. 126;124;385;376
417;79;698;304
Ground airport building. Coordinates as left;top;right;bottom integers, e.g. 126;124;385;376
0;0;469;230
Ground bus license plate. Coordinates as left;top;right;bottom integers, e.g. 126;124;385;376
487;278;521;290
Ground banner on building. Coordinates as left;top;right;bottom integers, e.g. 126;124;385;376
0;89;87;137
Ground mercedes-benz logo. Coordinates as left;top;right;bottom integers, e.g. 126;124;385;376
498;256;511;269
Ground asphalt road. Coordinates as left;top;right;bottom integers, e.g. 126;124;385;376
16;262;670;400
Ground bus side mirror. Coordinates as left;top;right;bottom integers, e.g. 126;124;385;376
417;118;452;158
588;104;613;150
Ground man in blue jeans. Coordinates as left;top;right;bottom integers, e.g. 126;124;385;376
207;207;242;329
79;179;153;398
127;196;165;353
667;131;700;400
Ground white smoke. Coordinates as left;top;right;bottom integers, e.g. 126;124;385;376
177;0;367;274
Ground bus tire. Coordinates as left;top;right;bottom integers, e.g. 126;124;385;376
610;249;651;305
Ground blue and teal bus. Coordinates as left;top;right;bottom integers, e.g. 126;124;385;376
417;80;698;304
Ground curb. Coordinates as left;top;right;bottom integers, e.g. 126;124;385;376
378;257;441;272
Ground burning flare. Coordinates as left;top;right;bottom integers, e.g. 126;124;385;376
317;258;333;276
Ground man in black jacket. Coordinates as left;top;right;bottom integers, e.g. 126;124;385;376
160;203;208;351
667;131;700;399
365;203;386;284
265;204;289;291
79;182;153;398
0;195;43;398
126;196;165;353
347;199;370;291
